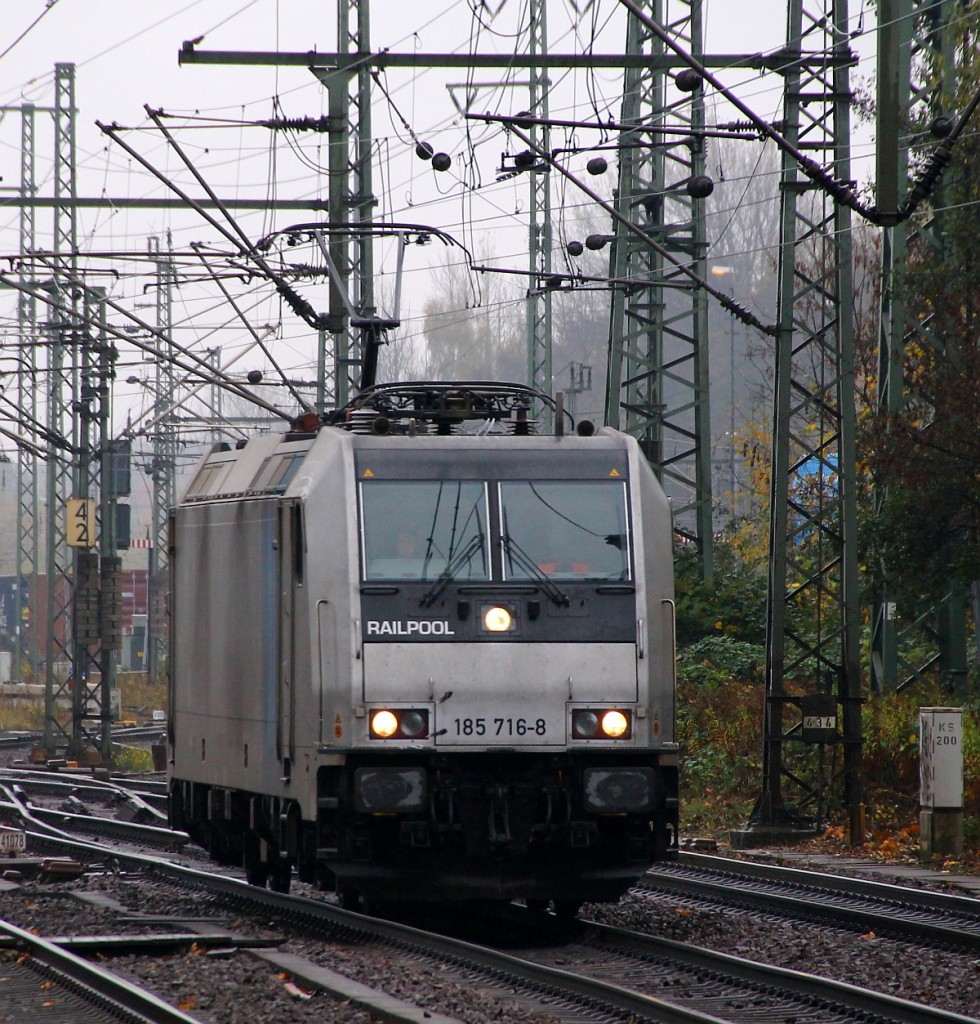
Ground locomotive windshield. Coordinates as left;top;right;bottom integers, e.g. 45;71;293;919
500;481;630;581
360;476;631;583
360;480;490;581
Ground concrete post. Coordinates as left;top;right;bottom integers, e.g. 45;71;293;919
919;707;963;859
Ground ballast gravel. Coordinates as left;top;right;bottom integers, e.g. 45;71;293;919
1;868;978;1023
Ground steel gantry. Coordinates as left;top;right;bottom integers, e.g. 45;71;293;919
18;5;968;793
12;101;41;691
526;0;554;426
734;0;863;843
605;1;712;576
186;3;559;416
871;0;970;696
43;63;82;756
147;236;178;686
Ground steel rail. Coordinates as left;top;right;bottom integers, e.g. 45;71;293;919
577;916;979;1024
679;851;980;913
132;860;737;1024
0;917;205;1024
0;781;187;851
12;823;979;1024
0;766;168;823
643;855;980;951
0;731;41;749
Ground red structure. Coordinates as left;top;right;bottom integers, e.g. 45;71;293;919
0;569;149;674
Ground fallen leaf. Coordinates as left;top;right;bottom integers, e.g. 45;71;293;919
283;981;313;1000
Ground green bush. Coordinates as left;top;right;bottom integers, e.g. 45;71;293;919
674;543;768;646
863;685;980;824
677;635;766;822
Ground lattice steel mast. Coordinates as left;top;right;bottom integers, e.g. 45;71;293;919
871;0;969;695
147;235;177;686
737;0;863;842
605;0;713;577
526;0;553;423
42;63;79;755
308;0;376;407
13;101;40;689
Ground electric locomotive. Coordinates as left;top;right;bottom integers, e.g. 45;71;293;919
167;382;678;912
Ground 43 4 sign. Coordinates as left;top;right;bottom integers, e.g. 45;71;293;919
67;498;96;548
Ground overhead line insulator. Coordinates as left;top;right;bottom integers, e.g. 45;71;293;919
259;116;334;133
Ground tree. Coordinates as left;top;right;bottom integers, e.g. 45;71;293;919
866;8;980;613
419;255;525;382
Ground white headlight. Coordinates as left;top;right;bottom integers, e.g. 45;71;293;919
573;710;600;738
483;605;512;632
600;710;630;738
370;710;399;738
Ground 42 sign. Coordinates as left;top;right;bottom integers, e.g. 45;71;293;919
67;498;96;548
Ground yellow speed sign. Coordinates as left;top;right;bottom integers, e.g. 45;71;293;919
67;498;96;547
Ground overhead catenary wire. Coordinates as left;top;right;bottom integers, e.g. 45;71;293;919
125;323;281;442
190;242;311;413
614;0;980;227
470;112;777;336
4;1;979;407
0;0;64;64
96;112;332;335
0;265;292;424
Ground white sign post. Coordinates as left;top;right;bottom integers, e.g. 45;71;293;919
919;707;963;859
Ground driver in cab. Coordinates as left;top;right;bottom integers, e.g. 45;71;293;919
372;524;429;579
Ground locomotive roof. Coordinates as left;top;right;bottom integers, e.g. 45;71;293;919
178;379;633;505
179;424;634;505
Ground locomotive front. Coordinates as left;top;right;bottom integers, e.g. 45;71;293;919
312;417;678;908
169;383;678;911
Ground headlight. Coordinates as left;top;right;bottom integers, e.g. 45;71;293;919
571;707;632;740
483;605;513;632
600;710;630;738
399;710;427;738
572;710;600;738
370;710;399;738
369;708;430;740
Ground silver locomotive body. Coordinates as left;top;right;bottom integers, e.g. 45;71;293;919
169;391;678;908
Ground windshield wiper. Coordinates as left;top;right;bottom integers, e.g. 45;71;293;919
502;534;570;608
420;534;485;607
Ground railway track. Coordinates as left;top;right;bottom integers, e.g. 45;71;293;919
3;816;977;1024
0;773;184;852
1;766;168;820
641;852;980;950
9;768;979;955
0;917;203;1024
0;725;164;751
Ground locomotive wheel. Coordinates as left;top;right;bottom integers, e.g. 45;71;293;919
552;899;582;920
243;835;268;888
338;888;364;912
269;860;292;894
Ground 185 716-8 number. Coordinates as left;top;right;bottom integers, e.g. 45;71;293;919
453;717;546;737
